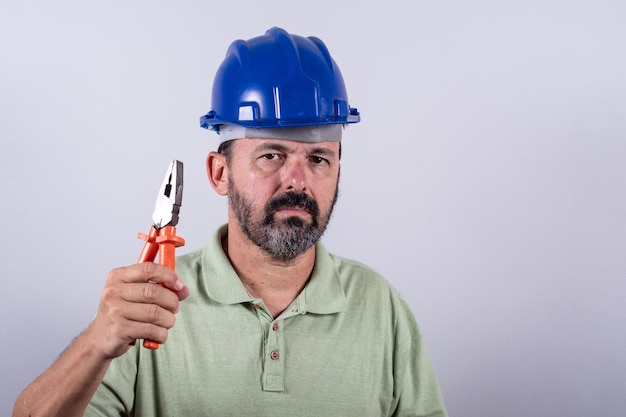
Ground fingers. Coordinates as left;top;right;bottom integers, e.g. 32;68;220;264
90;263;189;359
105;263;187;312
117;282;181;314
119;262;186;295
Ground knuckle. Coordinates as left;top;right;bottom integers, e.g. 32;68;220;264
160;312;176;330
147;303;161;321
142;322;157;340
99;288;121;314
105;303;122;320
143;323;167;343
100;285;116;302
167;314;176;329
106;267;124;284
138;261;157;275
142;283;159;302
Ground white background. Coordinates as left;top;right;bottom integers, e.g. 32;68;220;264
2;1;625;416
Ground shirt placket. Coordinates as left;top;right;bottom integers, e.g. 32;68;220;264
251;301;285;392
252;299;306;392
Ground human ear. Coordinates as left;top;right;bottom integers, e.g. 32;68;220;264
206;151;229;196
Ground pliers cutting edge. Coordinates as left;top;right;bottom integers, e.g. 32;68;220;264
137;160;185;350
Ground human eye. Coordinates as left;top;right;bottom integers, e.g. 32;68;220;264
260;153;282;161
256;153;286;172
309;155;330;166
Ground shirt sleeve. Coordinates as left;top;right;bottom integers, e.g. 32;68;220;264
84;346;139;417
389;295;448;417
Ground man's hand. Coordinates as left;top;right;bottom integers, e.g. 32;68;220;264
86;262;190;360
13;263;189;417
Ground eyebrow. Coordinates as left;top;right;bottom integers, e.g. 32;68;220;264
253;142;291;154
309;146;337;158
253;142;337;158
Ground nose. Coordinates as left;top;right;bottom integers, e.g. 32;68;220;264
284;159;306;192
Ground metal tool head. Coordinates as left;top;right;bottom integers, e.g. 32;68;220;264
152;160;183;229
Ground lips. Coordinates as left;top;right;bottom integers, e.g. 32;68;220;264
275;206;311;216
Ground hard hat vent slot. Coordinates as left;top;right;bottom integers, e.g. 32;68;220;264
238;104;258;121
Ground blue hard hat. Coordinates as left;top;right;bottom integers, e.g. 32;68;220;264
200;27;360;131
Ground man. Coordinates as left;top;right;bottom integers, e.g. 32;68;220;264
13;27;447;417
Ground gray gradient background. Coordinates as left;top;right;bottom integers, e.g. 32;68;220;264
2;1;625;416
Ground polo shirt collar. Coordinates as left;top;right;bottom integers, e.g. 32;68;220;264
301;243;347;314
201;225;347;315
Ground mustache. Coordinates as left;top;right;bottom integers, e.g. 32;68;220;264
266;192;320;217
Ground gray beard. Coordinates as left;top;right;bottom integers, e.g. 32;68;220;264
228;177;338;262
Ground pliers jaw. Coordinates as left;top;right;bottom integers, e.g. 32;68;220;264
152;160;183;230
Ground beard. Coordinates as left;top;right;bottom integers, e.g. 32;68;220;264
228;175;338;262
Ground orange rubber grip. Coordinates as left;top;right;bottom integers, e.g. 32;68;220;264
157;226;185;268
142;225;185;350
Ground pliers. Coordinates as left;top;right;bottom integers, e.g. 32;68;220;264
137;160;185;349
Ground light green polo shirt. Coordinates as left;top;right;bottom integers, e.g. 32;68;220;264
86;225;447;417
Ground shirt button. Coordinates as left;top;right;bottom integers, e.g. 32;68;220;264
272;323;279;331
252;303;262;309
270;350;280;360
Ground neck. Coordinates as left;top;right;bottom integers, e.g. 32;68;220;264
224;220;316;317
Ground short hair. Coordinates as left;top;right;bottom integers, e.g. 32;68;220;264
217;139;235;164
